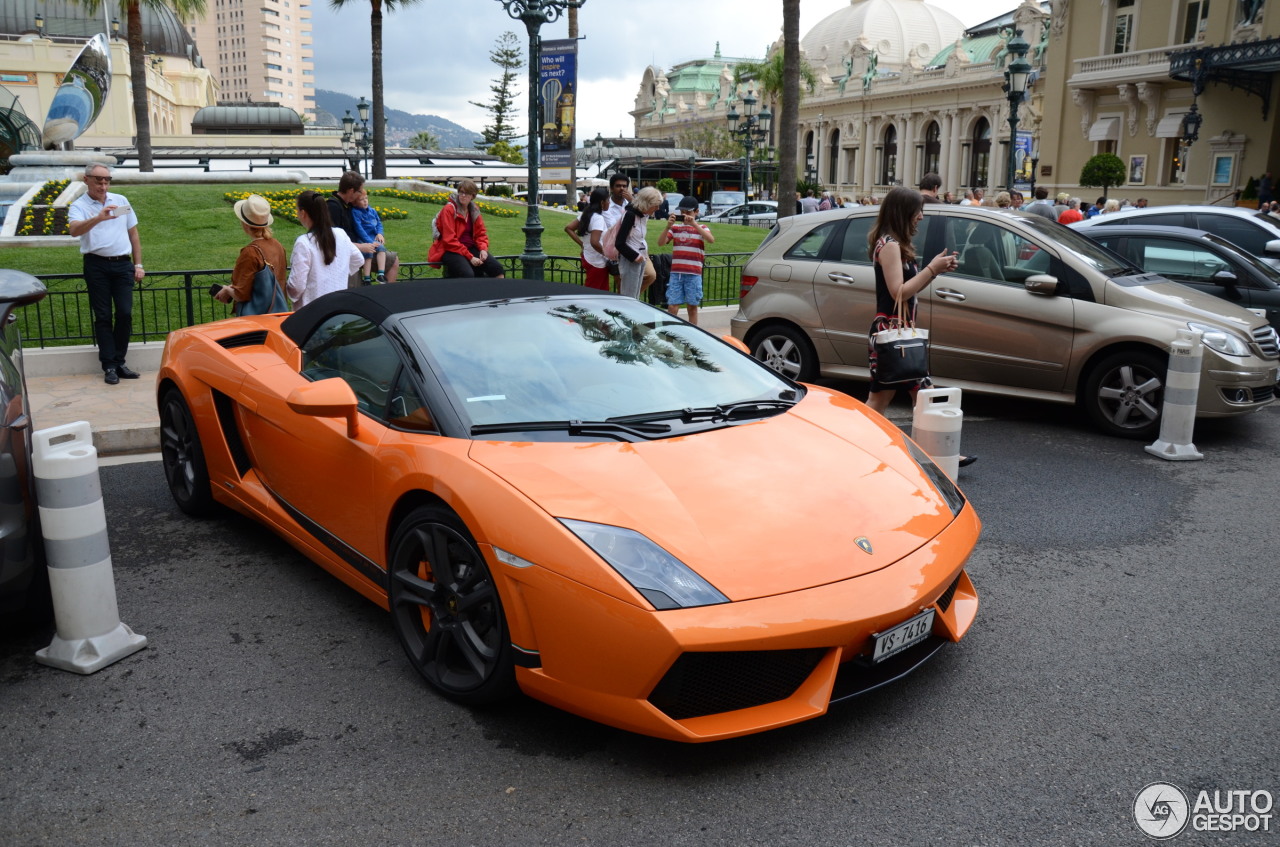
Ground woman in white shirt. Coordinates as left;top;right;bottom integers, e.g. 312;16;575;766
563;186;610;290
287;190;363;309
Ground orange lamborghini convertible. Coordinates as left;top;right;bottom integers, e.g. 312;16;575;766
158;279;980;742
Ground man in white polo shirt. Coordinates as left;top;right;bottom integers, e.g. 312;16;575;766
67;163;144;385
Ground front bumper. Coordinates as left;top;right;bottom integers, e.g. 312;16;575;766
1200;355;1279;417
491;503;981;742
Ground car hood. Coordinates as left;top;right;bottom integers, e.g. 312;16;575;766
1105;275;1262;332
468;389;959;602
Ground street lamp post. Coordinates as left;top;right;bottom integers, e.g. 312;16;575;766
726;92;771;227
1029;143;1040;199
687;155;696;200
341;97;373;179
498;0;586;281
1003;31;1032;192
814;112;824;186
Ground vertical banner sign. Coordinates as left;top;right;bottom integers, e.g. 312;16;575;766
540;38;577;185
1014;130;1034;185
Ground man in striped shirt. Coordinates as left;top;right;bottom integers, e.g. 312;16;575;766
658;196;716;325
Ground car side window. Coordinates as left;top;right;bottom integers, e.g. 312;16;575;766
1198;217;1266;256
1133;238;1229;284
1129;212;1187;228
953;220;1016;285
387;368;437;432
784;221;841;261
300;313;401;420
837;217;875;263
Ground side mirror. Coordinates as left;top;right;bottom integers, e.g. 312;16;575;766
722;335;750;354
1265;238;1280;256
1024;274;1060;296
1211;269;1239;284
287;378;359;438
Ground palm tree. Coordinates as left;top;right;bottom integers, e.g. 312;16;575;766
408;130;440;150
330;0;425;179
731;47;817;105
80;0;208;172
778;0;802;220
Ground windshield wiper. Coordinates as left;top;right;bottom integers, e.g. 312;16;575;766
470;419;672;438
614;398;797;425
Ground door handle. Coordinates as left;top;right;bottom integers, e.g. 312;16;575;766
827;271;854;284
934;288;966;301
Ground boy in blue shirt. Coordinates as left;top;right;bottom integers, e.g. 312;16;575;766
351;190;390;283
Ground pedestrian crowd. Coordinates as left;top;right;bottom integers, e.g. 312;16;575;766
82;158;1276;390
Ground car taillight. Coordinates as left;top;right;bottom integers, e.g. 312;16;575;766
739;275;759;300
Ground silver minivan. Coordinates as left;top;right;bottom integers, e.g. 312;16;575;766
732;206;1279;438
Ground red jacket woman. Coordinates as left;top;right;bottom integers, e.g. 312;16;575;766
427;179;505;278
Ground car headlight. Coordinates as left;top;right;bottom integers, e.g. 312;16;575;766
559;519;729;611
1187;322;1250;357
905;439;965;517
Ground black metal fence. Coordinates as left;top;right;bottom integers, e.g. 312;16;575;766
17;253;751;348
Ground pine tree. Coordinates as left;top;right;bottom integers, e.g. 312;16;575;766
471;32;524;150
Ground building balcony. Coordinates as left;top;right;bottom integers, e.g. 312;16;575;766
1069;45;1179;89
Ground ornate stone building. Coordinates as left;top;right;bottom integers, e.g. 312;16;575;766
1040;0;1279;205
634;0;1280;204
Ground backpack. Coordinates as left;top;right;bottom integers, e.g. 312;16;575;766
600;217;623;261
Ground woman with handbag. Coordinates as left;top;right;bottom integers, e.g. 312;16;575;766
865;188;973;467
614;186;664;298
214;194;289;314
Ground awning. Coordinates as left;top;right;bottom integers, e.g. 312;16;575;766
1155;112;1189;138
1169;38;1280;119
1088;117;1119;141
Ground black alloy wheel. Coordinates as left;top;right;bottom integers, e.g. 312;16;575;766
159;388;215;516
388;505;516;705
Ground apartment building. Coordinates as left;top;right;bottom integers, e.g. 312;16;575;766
188;0;314;120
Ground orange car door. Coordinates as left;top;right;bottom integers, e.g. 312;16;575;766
238;362;385;564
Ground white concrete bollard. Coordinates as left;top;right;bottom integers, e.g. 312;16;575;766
32;421;147;674
912;387;964;479
1146;329;1204;462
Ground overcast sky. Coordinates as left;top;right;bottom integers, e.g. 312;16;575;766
313;0;1019;142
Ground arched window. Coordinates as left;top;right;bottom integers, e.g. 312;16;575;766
924;121;941;177
827;128;840;184
969;118;991;190
880;124;898;186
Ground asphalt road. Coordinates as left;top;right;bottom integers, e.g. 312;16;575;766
2;394;1277;847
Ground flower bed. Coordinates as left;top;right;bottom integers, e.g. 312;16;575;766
367;187;520;219
222;188;409;225
16;206;70;236
14;179;72;236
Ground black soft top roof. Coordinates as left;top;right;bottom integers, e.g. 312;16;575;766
281;278;616;344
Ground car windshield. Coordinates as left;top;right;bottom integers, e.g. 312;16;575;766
1016;214;1132;276
402;296;797;436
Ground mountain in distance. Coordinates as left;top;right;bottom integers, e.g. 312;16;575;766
314;89;482;150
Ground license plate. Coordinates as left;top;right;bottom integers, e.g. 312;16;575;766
871;608;936;663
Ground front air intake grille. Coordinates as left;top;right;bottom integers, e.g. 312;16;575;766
218;330;269;349
647;648;825;720
1252;326;1279;360
1252;383;1276;404
936;575;961;613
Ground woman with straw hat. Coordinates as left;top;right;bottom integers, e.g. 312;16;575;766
214;194;288;311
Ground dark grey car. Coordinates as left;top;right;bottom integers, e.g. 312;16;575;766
0;271;49;627
1074;224;1280;332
